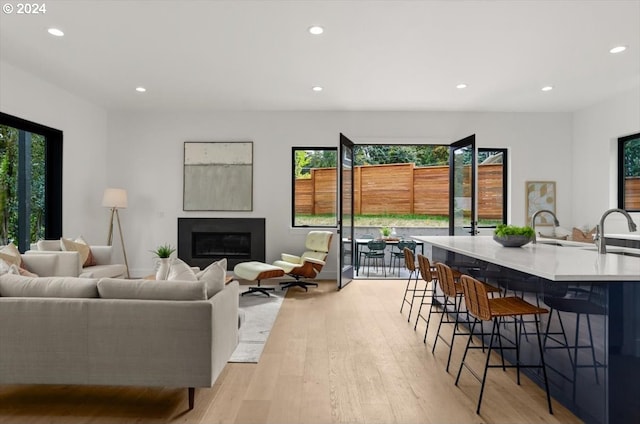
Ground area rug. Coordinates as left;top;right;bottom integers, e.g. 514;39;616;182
229;286;286;363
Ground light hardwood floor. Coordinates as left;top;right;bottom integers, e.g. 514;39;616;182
0;279;582;424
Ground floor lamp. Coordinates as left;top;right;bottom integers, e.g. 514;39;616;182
102;188;130;278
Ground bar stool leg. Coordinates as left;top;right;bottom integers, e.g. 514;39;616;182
477;318;498;414
406;269;420;322
534;314;553;414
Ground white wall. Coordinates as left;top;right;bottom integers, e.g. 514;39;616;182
108;110;573;277
0;61;109;244
572;88;640;233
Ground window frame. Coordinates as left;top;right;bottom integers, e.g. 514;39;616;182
0;112;63;251
618;132;640;212
477;148;508;228
291;146;338;228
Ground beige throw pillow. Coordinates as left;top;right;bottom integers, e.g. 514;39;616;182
0;243;22;267
8;263;38;277
0;258;11;275
60;237;96;267
166;258;198;281
196;258;227;298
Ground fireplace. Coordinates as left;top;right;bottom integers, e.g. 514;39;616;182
178;218;265;270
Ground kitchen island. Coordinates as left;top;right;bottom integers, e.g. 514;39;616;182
413;235;640;424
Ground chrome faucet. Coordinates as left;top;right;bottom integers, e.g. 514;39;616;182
530;209;560;244
594;208;638;254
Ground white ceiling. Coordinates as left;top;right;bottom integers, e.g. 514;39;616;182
1;0;639;113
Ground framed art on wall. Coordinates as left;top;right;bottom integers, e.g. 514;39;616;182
183;141;253;211
525;181;556;225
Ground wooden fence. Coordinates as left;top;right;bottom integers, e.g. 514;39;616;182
626;177;640;210
295;163;504;219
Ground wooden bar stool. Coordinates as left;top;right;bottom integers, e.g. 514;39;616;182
431;262;468;372
455;274;553;415
399;247;421;322
412;253;440;332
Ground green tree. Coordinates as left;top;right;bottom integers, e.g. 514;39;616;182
624;138;640;177
307;150;337;169
294;150;311;178
0;125;46;245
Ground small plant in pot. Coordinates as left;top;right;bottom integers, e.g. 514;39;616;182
151;244;176;258
151;244;176;280
380;227;392;238
493;224;535;247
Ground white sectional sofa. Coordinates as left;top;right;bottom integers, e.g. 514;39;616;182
0;273;239;409
24;239;126;278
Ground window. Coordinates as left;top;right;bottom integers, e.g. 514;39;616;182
291;147;337;227
0;112;62;251
478;148;507;227
291;145;508;229
618;133;640;211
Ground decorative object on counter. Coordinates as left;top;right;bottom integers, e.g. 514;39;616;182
380;227;391;238
525;181;556;225
571;227;596;243
493;224;534;247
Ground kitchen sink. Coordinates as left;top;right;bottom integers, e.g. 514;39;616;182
580;246;640;258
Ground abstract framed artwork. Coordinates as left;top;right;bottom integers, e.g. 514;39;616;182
183;141;253;211
525;180;556;225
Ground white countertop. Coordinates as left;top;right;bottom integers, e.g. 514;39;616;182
412;235;640;282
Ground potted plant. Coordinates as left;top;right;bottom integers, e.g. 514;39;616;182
493;224;535;247
151;244;176;280
151;243;176;258
380;227;391;239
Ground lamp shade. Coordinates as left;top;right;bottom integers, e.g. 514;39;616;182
102;188;128;209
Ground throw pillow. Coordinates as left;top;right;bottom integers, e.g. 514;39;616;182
571;227;596;243
0;258;11;275
196;258;227;298
166;258;198;281
0;242;22;267
60;237;96;267
8;263;38;277
75;236;97;266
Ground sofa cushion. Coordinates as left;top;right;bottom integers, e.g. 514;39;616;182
0;274;99;298
36;239;63;251
97;278;206;301
0;243;22;267
80;264;127;279
166;258;198;281
196;258;226;298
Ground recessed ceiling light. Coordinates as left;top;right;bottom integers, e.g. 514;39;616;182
47;28;64;37
541;86;553;92
135;87;146;92
456;83;468;89
308;26;324;35
609;45;627;54
312;86;323;92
